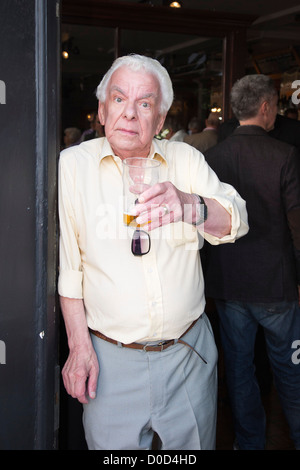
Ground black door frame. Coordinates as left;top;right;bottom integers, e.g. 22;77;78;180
0;0;60;449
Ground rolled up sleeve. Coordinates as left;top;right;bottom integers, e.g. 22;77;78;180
58;150;83;299
204;184;249;245
58;269;83;299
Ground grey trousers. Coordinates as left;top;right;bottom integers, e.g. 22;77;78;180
83;313;218;450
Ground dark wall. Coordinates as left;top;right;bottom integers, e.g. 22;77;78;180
0;0;60;449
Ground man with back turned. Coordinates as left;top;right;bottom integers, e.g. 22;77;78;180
204;74;300;450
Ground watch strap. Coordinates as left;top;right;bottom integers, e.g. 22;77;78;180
192;194;208;226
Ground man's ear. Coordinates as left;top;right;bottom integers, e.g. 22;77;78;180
259;100;273;130
98;102;105;125
155;114;167;135
260;100;268;116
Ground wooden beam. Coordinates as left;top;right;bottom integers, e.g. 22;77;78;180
62;0;256;36
222;28;248;119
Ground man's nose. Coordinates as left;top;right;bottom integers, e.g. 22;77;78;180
123;101;136;120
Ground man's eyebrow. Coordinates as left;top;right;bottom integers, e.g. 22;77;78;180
140;92;158;100
110;85;125;95
110;86;158;101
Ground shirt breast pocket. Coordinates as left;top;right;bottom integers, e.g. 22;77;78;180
165;221;200;251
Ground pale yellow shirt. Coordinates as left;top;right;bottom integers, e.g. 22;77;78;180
58;137;248;343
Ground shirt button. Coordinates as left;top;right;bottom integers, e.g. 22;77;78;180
148;267;153;273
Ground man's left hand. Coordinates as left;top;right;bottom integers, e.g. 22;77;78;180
132;181;195;231
132;181;232;238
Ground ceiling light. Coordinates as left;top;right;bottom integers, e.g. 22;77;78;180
61;37;79;60
162;0;182;7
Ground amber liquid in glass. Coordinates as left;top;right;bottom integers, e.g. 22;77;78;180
123;212;138;227
123;212;151;228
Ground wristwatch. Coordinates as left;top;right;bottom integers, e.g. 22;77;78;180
192;194;208;226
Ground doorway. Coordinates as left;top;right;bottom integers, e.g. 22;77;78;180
58;1;252;448
60;22;224;148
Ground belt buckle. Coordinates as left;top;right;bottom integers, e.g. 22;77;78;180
143;341;166;352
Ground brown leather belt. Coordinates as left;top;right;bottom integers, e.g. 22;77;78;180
89;318;207;363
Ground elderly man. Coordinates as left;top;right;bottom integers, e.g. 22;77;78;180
58;54;248;450
204;74;300;450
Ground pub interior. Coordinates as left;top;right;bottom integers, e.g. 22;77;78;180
59;0;300;450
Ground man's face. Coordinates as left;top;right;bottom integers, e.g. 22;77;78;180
98;66;165;159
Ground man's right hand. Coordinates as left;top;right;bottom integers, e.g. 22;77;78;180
59;296;99;404
62;343;99;404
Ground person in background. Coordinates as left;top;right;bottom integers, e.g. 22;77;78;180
184;112;220;153
58;54;248;450
63;127;81;148
81;111;105;142
204;74;300;450
160;114;187;141
187;116;202;135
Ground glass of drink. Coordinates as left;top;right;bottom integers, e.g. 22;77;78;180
122;157;161;228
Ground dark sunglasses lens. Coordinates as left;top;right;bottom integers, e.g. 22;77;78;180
131;230;150;256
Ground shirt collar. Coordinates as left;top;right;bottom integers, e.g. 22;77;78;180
98;137;168;167
98;138;116;164
150;138;168;166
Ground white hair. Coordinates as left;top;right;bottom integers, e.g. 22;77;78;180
96;54;174;115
